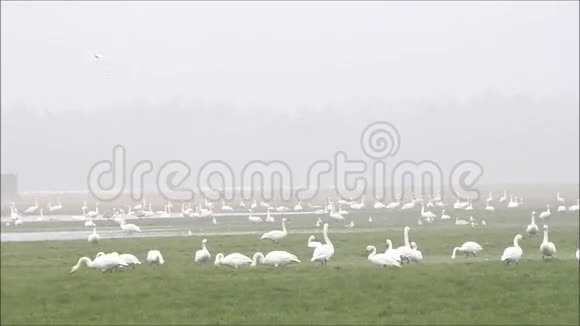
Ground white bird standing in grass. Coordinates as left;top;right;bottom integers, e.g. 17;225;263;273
501;234;524;264
214;253;252;268
120;221;141;235
557;205;567;213
221;201;233;212
420;204;437;219
86;203;99;218
307;235;322;248
250;251;301;267
441;210;451;220
539;225;557;260
248;209;263;223
311;223;334;264
366;245;401;268
526;212;539;235
88;227;100;244
24;200;39;214
147;250;164;265
260;218;288;242
539;205;551;219
194;239;211;263
70;254;127;273
265;207;275;223
451;241;483;259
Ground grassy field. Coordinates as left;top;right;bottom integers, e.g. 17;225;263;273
1;207;579;325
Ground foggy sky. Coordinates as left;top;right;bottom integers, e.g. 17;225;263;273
1;2;579;191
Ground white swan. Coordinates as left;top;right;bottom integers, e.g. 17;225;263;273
464;201;473;211
251;251;301;267
146;250;164;265
499;190;507;203
401;200;416;210
307;235;322;248
539;205;551;219
451;241;483;259
421;204;437;219
373;200;386;209
84;219;96;227
97;252;141;267
194;239;211;263
311;223;334;264
485;203;495;212
329;208;344;220
293;201;303;211
441;210;451;220
526;212;539;235
260;218;288;242
556;192;565;204
214;253;252;268
350;198;365;210
366;245;401;268
507;196;519;208
345;220;354;228
86;203;99;218
88;227;100;243
70;255;127;273
24;200;39;214
568;199;579;212
265;207;275;223
409;242;423;263
248;209;263;223
120;221;141;235
557;205;567;213
221;201;234;212
455;218;470;226
501;234;524;264
539;225;557;259
396;226;413;264
368;216;373;223
384;239;402;263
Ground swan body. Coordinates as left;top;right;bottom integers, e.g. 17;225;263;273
557;205;567;213
221;201;234;211
373;200;386;209
501;234;524;263
329;209;344;220
146;250;164;265
260;218;288;242
421;204;437;219
485;203;495;212
70;255;127;273
350;198;365;210
539;225;557;259
214;253;252;268
384;239;402;263
248;210;263;223
251;251;301;267
386;200;400;209
293;201;303;211
455;218;469;226
311;223;334;264
84;220;96;227
265;208;275;223
88;227;100;243
86;203;99;218
526;212;539;235
451;241;483;258
24;200;39;214
539;205;551;219
441;210;451;220
307;235;322;248
569;199;579;212
366;245;401;268
194;239;211;263
368;216;373;223
120;221;141;234
345;220;354;228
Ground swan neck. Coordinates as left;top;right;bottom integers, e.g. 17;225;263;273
322;225;332;245
543;229;549;242
513;236;521;248
451;247;460;258
251;252;264;266
368;246;377;258
404;228;410;246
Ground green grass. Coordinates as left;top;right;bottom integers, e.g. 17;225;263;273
2;213;579;325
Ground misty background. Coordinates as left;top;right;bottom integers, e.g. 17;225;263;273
1;2;578;192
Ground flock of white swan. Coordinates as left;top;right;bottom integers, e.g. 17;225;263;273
3;191;578;273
